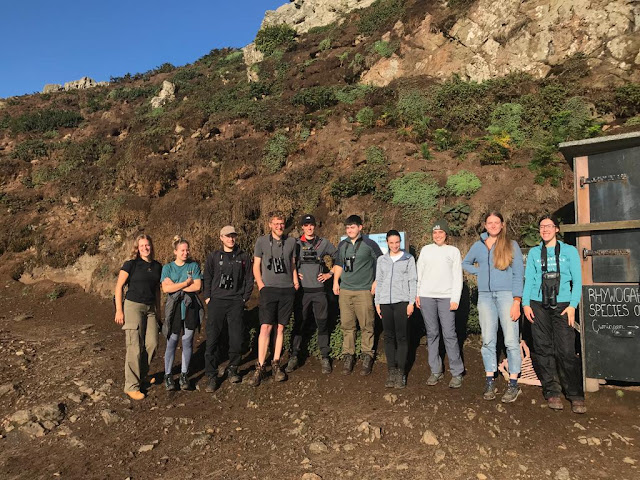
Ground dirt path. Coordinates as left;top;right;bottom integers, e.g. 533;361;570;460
0;279;638;480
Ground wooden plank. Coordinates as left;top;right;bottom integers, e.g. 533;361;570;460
560;219;640;233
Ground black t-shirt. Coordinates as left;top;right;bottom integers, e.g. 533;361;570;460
121;258;162;305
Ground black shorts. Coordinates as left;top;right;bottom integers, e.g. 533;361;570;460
259;287;296;326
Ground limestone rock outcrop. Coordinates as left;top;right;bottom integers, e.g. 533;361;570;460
41;77;108;94
262;0;377;33
361;0;640;86
150;81;176;109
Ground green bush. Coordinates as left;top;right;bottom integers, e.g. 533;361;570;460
11;139;51;161
108;86;157;101
420;142;432;160
389;172;440;210
318;38;332;51
330;165;385;199
529;142;563;186
425;75;489;130
446;170;481;196
262;133;292;173
308;24;336;35
365;145;386;165
613;83;640;117
442;203;470;235
335;84;374;104
433;128;453;151
356;107;375;127
396;90;429;126
488;103;524;145
0;115;9;130
11;109;83;133
292;86;338;111
371;40;396;58
171;67;201;86
255;24;296;56
358;0;405;36
550;97;600;142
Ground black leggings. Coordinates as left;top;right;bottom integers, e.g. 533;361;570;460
380;302;409;372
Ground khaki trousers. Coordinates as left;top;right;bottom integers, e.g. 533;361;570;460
122;299;158;392
338;289;375;356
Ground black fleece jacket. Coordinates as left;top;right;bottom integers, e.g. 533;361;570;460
203;247;254;302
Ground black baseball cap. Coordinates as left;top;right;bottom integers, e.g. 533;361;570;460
345;215;363;226
300;214;316;226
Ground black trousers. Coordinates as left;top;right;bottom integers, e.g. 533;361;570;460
530;300;584;401
291;290;330;358
205;298;245;377
380;302;409;372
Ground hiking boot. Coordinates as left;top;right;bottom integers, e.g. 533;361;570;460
285;355;299;373
320;357;332;374
547;397;564;411
360;354;374;376
248;363;265;387
395;370;407;389
385;369;397;388
571;399;587;414
501;384;521;403
204;376;218;393
164;374;176;391
227;365;241;384
272;360;287;382
125;390;145;401
179;373;191;391
449;375;463;389
427;373;444;386
483;378;496;400
342;354;355;375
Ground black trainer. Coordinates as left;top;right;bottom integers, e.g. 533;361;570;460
342;354;355;375
385;369;396;388
285;355;299;373
164;374;176;391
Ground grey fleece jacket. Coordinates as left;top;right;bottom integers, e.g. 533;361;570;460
374;251;417;305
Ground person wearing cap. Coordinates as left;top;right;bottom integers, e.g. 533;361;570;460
202;226;254;391
333;215;383;375
416;220;465;389
249;211;299;387
286;214;337;374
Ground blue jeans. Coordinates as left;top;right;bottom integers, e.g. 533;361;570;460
477;291;521;375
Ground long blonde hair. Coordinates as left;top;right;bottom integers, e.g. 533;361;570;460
485;211;513;271
130;234;154;260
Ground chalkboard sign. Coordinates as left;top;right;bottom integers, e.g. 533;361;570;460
583;285;640;382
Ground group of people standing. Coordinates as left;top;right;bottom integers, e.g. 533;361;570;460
114;210;586;414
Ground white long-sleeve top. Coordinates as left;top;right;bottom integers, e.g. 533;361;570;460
416;243;463;304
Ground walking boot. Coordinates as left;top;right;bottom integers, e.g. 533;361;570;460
320;357;332;374
285;355;299;373
227;365;242;384
395;370;407;389
427;373;444;386
483;378;496;400
248;363;265;387
385;368;397;388
449;375;463;389
342;354;355;375
501;383;521;403
360;354;374;376
179;373;191;391
571;399;587;414
204;376;218;393
272;360;287;382
164;374;176;391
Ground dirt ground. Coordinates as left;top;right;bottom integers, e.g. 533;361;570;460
0;279;638;480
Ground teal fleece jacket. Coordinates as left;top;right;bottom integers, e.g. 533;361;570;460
522;240;582;308
462;233;524;297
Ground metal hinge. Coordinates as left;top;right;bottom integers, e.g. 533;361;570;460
582;248;631;259
580;174;627;188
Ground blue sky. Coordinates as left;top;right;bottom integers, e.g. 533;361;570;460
0;0;285;98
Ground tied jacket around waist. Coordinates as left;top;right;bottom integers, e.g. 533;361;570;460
374;251;418;305
162;290;204;338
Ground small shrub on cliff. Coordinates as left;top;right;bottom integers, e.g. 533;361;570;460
446;170;481;196
371;40;396;58
11;139;51;161
255;24;296;56
389;172;440;210
262;133;292;173
292;86;338;111
488;103;524;146
358;0;405;36
11;109;83;133
356;107;375;127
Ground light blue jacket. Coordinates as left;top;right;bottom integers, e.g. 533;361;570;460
462;233;524;297
374;251;417;305
522;241;582;308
